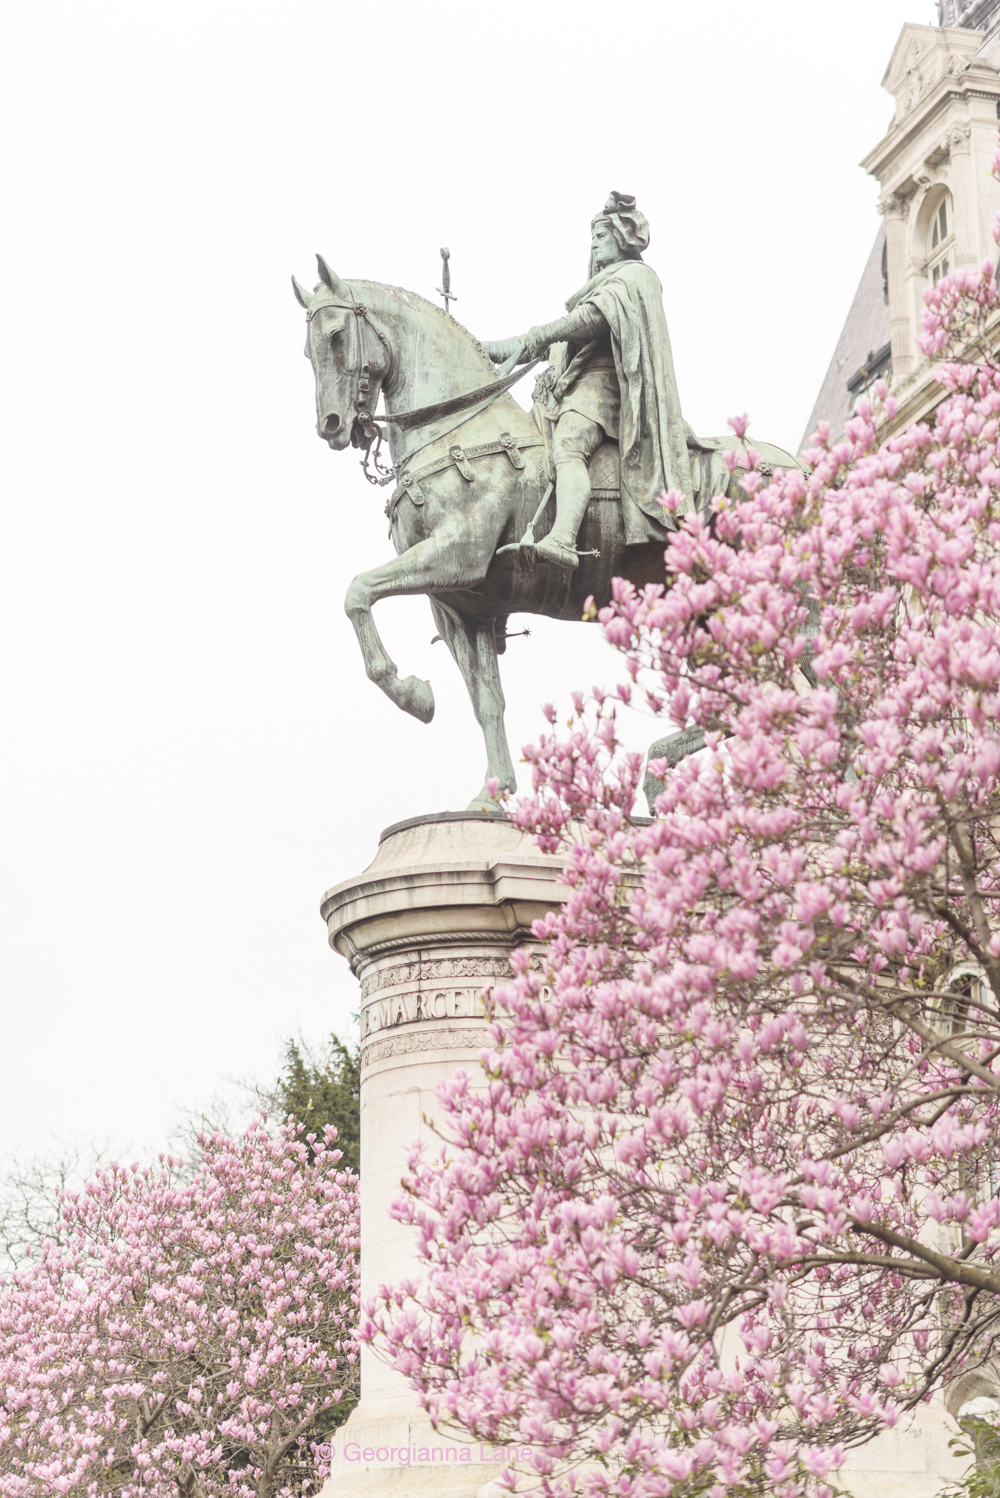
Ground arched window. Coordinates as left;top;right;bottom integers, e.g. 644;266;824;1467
928;193;954;287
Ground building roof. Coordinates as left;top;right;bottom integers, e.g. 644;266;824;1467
800;224;890;450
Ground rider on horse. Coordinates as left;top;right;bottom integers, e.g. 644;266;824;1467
482;191;695;571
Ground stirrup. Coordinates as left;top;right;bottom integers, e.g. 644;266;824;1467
495;480;600;566
533;536;580;571
496;481;554;555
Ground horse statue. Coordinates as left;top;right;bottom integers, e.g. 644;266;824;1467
294;256;797;811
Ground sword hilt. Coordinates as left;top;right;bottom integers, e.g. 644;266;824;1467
437;247;457;313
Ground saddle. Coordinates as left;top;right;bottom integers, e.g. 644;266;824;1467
384;409;743;549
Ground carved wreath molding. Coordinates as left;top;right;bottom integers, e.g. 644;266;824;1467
351;928;534;974
361;1025;489;1068
361;953;513;998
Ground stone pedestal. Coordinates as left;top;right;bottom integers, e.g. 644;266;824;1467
317;813;566;1498
315;812;966;1498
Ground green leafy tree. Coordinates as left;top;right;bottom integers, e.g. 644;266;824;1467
262;1033;362;1437
268;1034;360;1174
944;1417;1000;1498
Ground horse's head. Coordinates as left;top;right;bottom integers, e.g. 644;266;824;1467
293;255;390;451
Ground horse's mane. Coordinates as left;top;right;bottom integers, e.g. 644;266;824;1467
351;280;496;376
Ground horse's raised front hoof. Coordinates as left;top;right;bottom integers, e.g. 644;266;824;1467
397;675;435;723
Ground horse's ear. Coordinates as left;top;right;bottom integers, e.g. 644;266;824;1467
291;275;314;309
316;254;346;296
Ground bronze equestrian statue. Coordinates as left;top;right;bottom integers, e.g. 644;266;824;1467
293;193;796;810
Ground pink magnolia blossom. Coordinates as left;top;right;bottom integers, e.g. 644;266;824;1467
0;1121;359;1497
364;211;1000;1498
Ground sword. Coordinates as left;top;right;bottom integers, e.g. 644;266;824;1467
437;246;457;317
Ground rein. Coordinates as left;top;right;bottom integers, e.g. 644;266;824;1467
369;358;539;432
377;342;540;484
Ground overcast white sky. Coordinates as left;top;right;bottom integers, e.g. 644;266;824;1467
0;0;937;1163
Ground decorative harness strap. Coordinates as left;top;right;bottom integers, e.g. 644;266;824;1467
386;433;546;532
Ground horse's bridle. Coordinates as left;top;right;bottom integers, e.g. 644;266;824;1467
307;292;395;479
307;288;539;489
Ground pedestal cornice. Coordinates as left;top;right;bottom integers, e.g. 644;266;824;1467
321;814;568;976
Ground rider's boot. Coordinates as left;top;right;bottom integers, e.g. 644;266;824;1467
534;458;591;571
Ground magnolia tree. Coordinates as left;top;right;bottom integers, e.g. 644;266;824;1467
364;255;1000;1497
0;1121;359;1498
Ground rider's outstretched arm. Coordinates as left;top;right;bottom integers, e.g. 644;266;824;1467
482;300;607;366
520;302;606;361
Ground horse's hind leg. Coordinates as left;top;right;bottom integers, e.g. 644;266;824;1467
429;600;516;810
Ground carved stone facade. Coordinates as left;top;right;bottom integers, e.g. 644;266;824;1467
804;11;1000;446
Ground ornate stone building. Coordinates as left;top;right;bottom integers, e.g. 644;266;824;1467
804;0;1000;445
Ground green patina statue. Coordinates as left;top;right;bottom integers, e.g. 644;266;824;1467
482;192;693;571
293;201;797;810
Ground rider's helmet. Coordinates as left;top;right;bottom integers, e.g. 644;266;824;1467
591;191;649;258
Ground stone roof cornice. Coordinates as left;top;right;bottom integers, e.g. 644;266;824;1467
862;71;1000;188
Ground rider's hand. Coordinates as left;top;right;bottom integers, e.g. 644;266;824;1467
522;326;549;361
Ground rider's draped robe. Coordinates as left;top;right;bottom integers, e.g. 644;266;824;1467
546;260;696;545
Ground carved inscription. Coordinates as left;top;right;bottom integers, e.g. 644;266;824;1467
360;951;514;1042
363;986;486;1036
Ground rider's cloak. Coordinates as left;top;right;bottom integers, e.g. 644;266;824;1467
555;260;695;545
